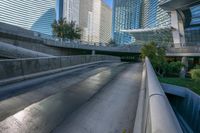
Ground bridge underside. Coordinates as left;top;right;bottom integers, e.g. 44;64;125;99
122;27;174;45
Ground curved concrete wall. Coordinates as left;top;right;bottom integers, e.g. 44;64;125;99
0;41;53;58
0;55;120;81
163;84;200;133
143;58;183;133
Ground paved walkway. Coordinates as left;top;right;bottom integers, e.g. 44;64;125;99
54;63;142;133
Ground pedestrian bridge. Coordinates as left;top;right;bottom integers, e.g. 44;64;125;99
1;22;200;60
0;55;199;133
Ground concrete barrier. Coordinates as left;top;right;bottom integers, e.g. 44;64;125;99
133;58;183;133
145;57;183;133
0;55;120;81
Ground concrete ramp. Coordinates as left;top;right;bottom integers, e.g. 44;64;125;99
0;41;53;58
0;63;129;133
0;63;142;133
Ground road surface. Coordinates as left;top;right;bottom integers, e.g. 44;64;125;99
0;62;142;133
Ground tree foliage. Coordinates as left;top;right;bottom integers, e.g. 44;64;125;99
165;61;184;76
141;41;185;77
51;18;81;40
189;69;200;81
141;42;166;76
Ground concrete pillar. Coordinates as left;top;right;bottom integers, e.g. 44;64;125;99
171;10;186;48
180;56;188;78
92;50;95;55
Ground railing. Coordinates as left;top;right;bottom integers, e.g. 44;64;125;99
133;57;183;133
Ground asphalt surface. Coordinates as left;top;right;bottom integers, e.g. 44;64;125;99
0;62;142;133
53;63;142;133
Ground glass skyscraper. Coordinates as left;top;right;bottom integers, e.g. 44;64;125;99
141;0;171;28
185;5;200;45
0;0;61;35
113;0;170;45
113;0;200;45
112;0;142;45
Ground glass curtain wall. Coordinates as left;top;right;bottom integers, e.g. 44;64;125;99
0;0;57;35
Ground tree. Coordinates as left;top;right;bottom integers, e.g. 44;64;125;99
141;41;167;76
108;39;117;46
51;18;81;40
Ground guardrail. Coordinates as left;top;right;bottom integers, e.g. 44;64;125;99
133;57;183;133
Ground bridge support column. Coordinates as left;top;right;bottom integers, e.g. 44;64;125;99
180;56;188;78
171;10;186;48
92;50;96;55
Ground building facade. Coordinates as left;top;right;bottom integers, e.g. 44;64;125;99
63;0;80;25
185;5;200;45
113;0;141;45
100;2;112;43
0;0;59;35
113;0;171;45
79;0;112;44
79;0;94;42
113;0;200;46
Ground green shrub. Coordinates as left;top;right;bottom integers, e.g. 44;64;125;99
122;129;127;133
166;61;184;76
194;65;200;69
189;69;200;81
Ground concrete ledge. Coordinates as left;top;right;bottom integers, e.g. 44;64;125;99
0;55;120;85
144;58;183;133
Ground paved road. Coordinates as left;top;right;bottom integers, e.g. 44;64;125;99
0;63;142;133
53;63;142;133
0;62;123;121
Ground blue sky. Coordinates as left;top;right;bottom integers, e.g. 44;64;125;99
103;0;113;8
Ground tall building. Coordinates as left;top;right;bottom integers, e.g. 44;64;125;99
79;0;94;42
112;0;142;45
100;2;112;43
113;0;171;45
0;0;60;35
79;0;112;44
185;5;200;45
141;0;171;28
63;0;80;25
113;0;200;46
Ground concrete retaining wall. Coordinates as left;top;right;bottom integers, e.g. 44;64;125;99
0;55;120;81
